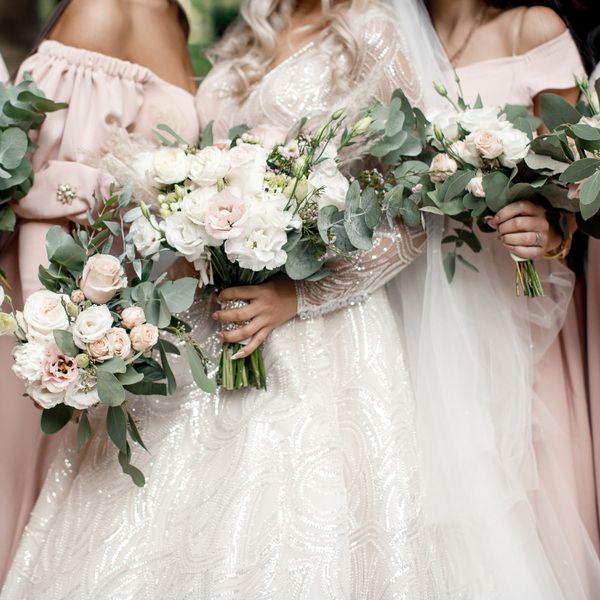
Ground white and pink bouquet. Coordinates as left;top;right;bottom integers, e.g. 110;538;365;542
126;115;377;390
0;188;213;486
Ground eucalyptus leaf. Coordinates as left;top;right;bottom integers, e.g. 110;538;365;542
97;371;126;407
127;411;148;451
443;252;456;283
0;128;28;169
0;204;16;232
186;343;216;394
560;158;600;184
96;357;127;374
118;443;145;487
107;406;127;453
76;411;91;451
580;171;600;220
344;212;373;250
483;172;510;212
159;278;197;314
158;339;177;395
540;93;582;130
200;121;214;149
285;240;324;280
116;366;145;386
571;123;600;142
41;404;72;435
53;330;78;357
124;380;168;396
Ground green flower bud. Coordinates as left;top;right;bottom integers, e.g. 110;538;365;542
352;116;374;136
0;312;17;336
433;80;448;97
76;354;90;369
66;302;80;318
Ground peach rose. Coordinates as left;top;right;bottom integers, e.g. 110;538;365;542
121;306;146;329
86;336;113;362
429;153;458;183
130;323;159;353
71;289;85;304
465;130;504;160
107;327;132;359
79;255;127;305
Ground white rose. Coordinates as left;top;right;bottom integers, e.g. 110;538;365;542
12;342;46;383
79;254;127;305
428;107;460;145
27;382;63;410
308;167;350;210
497;127;530;168
164;212;209;262
72;305;113;349
450;140;482;168
64;377;100;410
458;107;507;132
466;175;486;198
465;130;504;160
132;151;156;183
189;147;230;187
153;147;190;185
130;217;162;259
429;153;458;183
121;306;146;329
23;290;70;343
107;327;132;359
227;143;268;196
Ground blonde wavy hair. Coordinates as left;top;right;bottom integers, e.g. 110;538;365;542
210;0;389;98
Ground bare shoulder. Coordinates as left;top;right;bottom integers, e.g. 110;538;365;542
47;0;131;58
516;6;567;54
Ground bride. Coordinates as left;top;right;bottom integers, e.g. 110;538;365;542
2;1;599;599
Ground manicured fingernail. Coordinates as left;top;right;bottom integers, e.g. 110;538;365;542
216;331;223;340
232;351;244;360
212;312;219;320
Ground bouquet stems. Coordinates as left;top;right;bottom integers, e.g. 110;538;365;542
218;343;267;391
514;258;544;297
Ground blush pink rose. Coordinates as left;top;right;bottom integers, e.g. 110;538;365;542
80;255;127;305
204;188;249;240
121;306;146;329
130;323;159;353
465;130;504;160
41;344;79;393
86;336;113;362
429;153;458;183
107;327;132;359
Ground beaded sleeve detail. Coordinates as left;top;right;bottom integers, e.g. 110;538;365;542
296;220;426;320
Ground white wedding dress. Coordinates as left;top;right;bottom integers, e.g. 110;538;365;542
1;10;439;600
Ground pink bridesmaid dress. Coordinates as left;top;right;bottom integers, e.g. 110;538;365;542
0;40;199;584
456;29;599;552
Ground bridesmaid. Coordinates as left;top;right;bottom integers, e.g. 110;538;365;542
0;0;199;585
425;0;598;553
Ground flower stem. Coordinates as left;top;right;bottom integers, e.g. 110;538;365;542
217;343;267;391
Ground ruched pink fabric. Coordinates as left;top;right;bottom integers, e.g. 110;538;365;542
0;40;198;586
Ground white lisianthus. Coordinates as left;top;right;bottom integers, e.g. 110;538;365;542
23;290;70;343
466;175;486;198
189;146;230;187
72;305;114;349
458;107;507;132
153;147;190;185
497;127;530;168
224;192;295;271
130;216;162;259
27;382;63;410
450;140;482;168
164;212;208;263
181;186;221;244
429;153;458;183
227;143;268;196
12;342;46;383
428;107;460;145
64;377;100;410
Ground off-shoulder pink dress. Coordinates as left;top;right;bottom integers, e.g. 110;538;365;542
456;30;600;551
0;40;198;584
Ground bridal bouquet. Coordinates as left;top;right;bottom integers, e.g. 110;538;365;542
0;187;213;486
126;115;377;390
0;74;66;283
526;77;600;237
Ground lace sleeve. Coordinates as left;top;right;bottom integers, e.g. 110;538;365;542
296;220;425;320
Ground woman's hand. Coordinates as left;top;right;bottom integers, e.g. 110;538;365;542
490;201;562;259
212;275;298;359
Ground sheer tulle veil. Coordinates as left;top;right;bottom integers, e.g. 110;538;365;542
383;0;600;597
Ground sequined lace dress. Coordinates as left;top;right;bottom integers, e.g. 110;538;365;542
2;11;438;600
